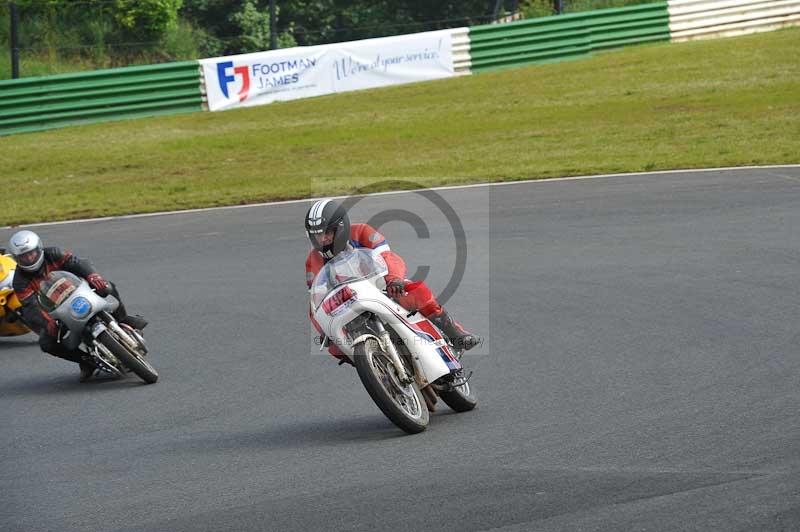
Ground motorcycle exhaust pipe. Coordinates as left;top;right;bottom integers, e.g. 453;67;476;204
421;386;438;412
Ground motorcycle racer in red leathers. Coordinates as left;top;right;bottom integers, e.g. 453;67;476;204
305;199;481;365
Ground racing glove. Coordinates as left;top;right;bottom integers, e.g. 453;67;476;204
86;273;110;296
385;278;407;298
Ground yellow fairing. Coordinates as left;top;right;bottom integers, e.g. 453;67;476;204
0;255;15;283
0;254;31;336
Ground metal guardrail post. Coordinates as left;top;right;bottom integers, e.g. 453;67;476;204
554;0;564;15
492;0;504;21
10;2;20;78
269;0;277;49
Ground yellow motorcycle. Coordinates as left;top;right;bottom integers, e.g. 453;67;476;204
0;252;31;336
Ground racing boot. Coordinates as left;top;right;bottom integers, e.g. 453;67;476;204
108;290;148;330
40;335;99;382
121;314;148;331
55;350;97;382
428;309;481;351
79;357;99;382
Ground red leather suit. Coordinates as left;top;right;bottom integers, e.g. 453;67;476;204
306;223;442;361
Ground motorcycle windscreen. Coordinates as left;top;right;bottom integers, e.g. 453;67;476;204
311;248;388;309
37;271;83;312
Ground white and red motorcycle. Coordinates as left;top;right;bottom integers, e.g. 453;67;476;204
311;248;477;434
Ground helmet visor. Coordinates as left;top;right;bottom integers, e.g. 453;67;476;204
313;230;335;247
15;249;42;268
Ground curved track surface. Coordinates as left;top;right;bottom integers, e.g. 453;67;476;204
2;167;800;532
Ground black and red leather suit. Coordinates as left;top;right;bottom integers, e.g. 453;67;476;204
13;247;123;364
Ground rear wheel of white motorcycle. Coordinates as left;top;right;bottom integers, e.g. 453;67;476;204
97;330;158;384
437;377;477;412
354;338;428;434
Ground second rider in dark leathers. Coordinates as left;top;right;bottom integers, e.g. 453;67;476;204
9;230;147;382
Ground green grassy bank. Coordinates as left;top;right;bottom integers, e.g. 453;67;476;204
3;27;798;226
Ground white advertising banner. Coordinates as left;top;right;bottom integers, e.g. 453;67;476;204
328;29;454;94
200;29;454;112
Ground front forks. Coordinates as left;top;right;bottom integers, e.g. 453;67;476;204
100;311;145;354
372;320;414;386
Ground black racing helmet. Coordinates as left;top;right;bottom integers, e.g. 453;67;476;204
305;199;351;260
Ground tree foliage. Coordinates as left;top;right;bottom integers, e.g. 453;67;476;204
181;0;296;54
113;0;184;40
183;1;494;47
12;0;184;42
9;1;498;59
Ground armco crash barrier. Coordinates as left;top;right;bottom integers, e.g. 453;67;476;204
0;62;203;136
466;3;671;73
669;0;800;41
454;0;800;72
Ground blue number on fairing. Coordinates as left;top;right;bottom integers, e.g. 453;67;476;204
70;296;92;319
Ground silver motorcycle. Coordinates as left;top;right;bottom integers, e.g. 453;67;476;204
38;270;158;384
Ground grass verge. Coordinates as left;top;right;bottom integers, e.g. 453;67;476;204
2;27;799;226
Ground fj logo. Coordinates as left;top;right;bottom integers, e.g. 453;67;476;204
217;61;250;102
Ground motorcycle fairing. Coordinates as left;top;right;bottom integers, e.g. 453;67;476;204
0;255;30;336
367;299;461;371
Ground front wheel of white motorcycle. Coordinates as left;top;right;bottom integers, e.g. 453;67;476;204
354;338;428;434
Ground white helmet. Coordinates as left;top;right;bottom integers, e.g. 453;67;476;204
9;230;44;272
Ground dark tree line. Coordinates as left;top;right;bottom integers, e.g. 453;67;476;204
3;0;513;59
182;1;505;54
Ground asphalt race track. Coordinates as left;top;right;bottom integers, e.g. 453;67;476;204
2;166;800;532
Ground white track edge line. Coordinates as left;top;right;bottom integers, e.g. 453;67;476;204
7;164;800;229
